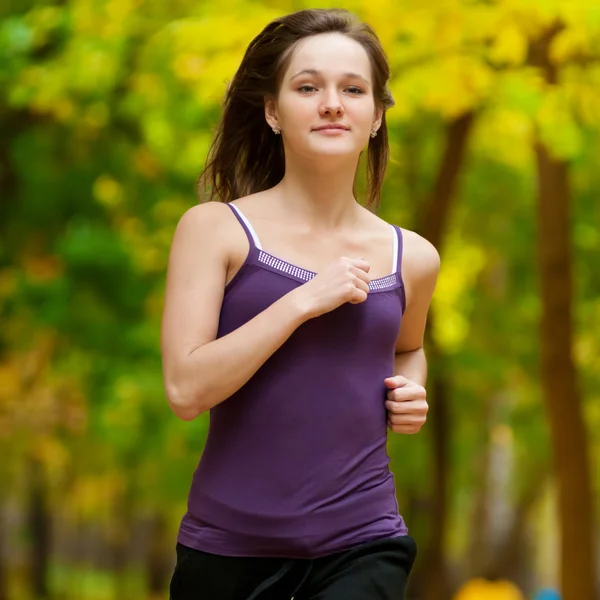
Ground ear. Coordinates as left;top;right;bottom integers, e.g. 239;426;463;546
264;96;280;132
372;106;384;134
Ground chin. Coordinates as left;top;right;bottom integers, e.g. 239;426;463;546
307;141;361;158
288;139;364;164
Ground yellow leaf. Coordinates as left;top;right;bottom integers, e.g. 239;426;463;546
34;435;70;475
473;107;534;169
172;53;206;82
0;365;20;399
432;241;486;353
536;87;583;159
489;24;528;67
93;175;123;208
550;27;590;64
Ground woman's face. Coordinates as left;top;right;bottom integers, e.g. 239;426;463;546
266;33;382;161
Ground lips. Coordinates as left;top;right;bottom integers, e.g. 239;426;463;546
313;124;350;131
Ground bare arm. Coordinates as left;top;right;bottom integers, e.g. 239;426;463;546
393;348;428;388
161;203;372;421
384;231;440;434
394;230;440;377
161;203;310;420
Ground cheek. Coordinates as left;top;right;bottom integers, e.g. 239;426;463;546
288;104;314;126
350;100;377;124
277;95;312;127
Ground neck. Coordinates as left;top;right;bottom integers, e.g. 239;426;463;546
273;155;362;229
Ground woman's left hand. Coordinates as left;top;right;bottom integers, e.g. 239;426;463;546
384;376;428;434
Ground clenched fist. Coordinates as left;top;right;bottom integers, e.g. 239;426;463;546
384;375;428;434
292;257;371;319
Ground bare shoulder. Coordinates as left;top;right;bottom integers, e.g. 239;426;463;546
173;201;244;250
169;201;246;275
396;228;440;309
401;228;441;279
175;200;235;235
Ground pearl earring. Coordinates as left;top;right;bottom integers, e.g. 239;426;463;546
272;127;281;135
370;129;378;138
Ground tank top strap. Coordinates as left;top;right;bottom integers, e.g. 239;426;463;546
391;224;407;313
227;203;263;250
390;224;403;274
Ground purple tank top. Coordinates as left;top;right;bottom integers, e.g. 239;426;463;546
177;203;408;559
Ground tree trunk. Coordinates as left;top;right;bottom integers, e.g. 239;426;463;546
27;457;51;599
419;355;451;600
465;399;494;575
534;143;596;600
418;112;475;248
146;513;171;599
526;24;598;599
413;111;475;600
111;491;133;600
0;498;8;600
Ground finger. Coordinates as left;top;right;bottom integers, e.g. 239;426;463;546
384;376;410;389
347;257;371;273
386;400;418;415
387;412;426;427
385;399;428;414
348;287;368;304
350;266;371;285
353;277;370;295
386;386;426;402
388;421;422;435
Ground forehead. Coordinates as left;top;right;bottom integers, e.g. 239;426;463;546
284;33;372;82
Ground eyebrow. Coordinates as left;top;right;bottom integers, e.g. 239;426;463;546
289;69;370;86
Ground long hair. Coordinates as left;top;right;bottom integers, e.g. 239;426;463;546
198;8;395;209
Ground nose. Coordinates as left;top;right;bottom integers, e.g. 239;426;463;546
319;89;344;117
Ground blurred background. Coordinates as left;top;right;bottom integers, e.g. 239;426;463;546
1;0;599;599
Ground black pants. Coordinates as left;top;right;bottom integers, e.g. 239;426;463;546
169;535;417;600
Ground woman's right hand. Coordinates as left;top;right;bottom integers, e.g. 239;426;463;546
291;257;371;319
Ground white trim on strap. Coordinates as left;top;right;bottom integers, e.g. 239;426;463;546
391;224;399;274
229;204;263;250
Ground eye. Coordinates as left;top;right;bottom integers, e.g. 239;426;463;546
345;86;365;95
298;85;317;93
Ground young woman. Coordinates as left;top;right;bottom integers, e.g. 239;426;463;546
161;8;440;600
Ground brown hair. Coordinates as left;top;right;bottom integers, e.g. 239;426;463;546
198;8;394;208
